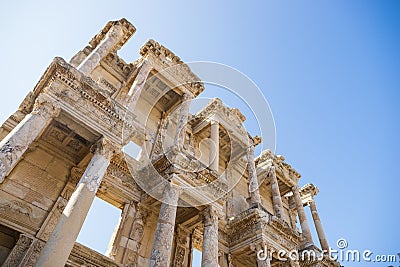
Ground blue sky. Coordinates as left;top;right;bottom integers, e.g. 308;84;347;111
0;1;399;266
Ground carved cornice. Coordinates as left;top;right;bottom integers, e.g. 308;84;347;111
191;98;246;129
32;57;143;144
89;18;136;52
104;52;136;78
256;149;300;187
300;183;319;206
139;39;205;95
300;183;319;197
228;207;300;252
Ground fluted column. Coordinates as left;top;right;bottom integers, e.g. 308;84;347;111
0;94;59;183
201;206;219;267
268;165;284;218
292;185;313;246
149;179;180;267
209;120;219;172
35;138;116;267
77;25;124;75
247;145;261;207
309;199;329;251
125;59;152;110
174;92;193;149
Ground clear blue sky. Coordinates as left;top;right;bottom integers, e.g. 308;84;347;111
0;1;399;266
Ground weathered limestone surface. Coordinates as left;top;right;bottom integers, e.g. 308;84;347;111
77;25;125;75
174;92;193;149
209;120;219;172
201;206;219;267
34;138;116;267
148;180;180;267
309;199;329;251
247;145;261;206
0;18;339;267
292;185;313;246
126;59;152;110
268;165;285;219
0;95;59;183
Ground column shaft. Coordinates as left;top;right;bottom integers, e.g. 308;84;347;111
0;95;59;183
149;181;180;267
201;206;219;267
309;200;329;251
174;93;192;148
292;185;313;246
269;166;285;218
247;145;261;206
78;26;124;75
257;258;270;267
209;120;219;172
35;139;115;267
252;244;270;267
126;60;152;110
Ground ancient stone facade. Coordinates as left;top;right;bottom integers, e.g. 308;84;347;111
0;19;339;267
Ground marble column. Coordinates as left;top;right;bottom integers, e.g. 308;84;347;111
149;179;180;267
268;165;284;218
251;243;270;267
257;256;270;267
201;206;219;267
125;59;152;110
247;145;261;207
292;185;313;246
0;94;59;183
77;25;124;75
309;199;329;251
174;92;193;149
209;120;219;172
35;138;116;267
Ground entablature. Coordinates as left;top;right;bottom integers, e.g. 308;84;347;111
228;206;300;254
139;39;204;97
256;149;301;195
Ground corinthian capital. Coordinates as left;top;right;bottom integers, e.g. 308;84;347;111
201;206;219;227
107;24;124;39
93;138;119;159
32;94;60;119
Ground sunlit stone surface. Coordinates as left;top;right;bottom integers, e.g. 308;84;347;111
0;18;339;267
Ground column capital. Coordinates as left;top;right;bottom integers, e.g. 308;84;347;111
182;90;195;100
200;206;219;227
106;24;125;39
32;94;61;119
210;118;219;125
92;138;119;159
267;164;275;177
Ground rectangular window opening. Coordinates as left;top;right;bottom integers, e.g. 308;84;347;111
76;197;121;256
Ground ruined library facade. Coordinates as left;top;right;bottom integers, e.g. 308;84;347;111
0;19;339;267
